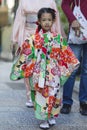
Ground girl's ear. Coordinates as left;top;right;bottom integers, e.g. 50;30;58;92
53;18;56;23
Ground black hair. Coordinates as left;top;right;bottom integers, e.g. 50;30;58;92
37;7;56;32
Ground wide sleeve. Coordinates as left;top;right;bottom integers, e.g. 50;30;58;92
10;36;35;81
11;0;26;46
54;35;80;86
61;0;76;24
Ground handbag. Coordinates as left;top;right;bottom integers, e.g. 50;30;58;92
68;0;87;44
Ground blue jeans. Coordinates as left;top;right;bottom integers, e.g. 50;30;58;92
63;43;87;105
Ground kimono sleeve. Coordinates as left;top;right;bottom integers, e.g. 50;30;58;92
54;35;80;86
10;36;35;81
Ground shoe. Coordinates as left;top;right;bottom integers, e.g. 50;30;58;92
48;118;56;126
26;100;34;107
60;104;71;114
39;121;49;129
80;103;87;116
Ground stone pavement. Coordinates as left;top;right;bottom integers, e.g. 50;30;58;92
0;60;87;130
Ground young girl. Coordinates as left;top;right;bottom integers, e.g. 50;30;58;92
11;0;63;108
10;8;79;129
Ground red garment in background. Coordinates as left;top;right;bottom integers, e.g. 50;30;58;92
61;0;87;24
0;0;1;5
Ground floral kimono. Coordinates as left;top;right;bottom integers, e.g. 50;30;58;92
10;30;80;120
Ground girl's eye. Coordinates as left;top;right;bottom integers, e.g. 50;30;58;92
42;19;46;21
48;19;52;21
42;19;52;21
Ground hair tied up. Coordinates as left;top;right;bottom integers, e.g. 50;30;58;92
35;21;39;25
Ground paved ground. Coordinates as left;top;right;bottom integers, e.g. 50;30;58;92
0;61;87;130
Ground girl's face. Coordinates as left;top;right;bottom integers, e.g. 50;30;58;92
38;13;54;32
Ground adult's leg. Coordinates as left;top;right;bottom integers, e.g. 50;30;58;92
24;78;31;100
79;44;87;103
79;43;87;115
24;78;33;107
